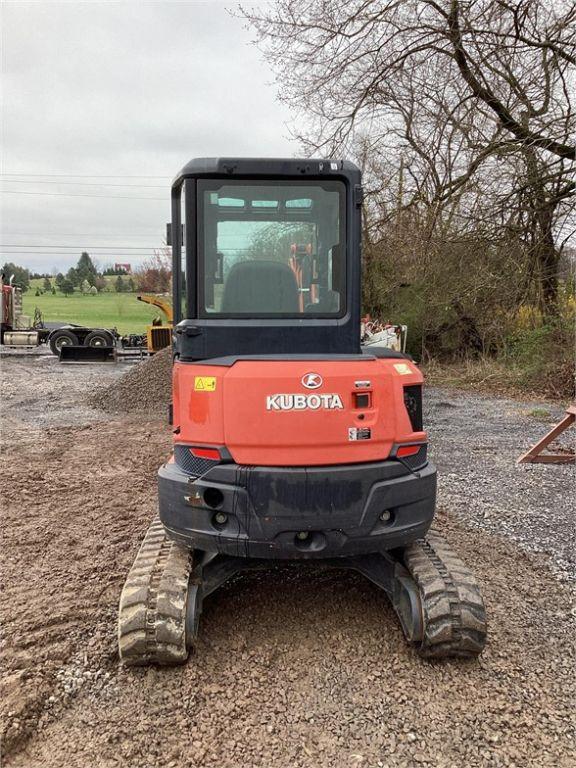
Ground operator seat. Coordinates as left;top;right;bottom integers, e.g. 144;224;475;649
221;260;300;314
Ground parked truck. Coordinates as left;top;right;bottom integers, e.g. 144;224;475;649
1;277;119;355
1;276;173;358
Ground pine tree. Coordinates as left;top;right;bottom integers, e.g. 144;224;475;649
60;278;75;296
1;262;30;292
76;252;98;284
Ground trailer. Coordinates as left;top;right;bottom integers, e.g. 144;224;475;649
1;277;177;363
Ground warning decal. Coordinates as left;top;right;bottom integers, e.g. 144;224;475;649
194;376;217;392
393;363;413;376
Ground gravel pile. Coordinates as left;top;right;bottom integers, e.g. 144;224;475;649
90;347;172;415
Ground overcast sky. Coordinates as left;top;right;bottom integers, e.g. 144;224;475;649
1;0;296;273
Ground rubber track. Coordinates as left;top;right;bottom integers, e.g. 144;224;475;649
118;517;192;666
404;531;487;658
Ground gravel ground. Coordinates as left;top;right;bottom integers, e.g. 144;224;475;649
1;356;574;767
426;390;575;582
1;354;124;429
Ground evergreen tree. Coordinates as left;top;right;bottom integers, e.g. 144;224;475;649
66;267;79;286
43;276;52;292
76;252;98;284
60;278;75;296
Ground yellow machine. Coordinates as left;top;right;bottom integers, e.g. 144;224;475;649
137;294;173;352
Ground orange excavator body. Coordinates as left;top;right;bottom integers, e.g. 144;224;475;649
173;357;425;467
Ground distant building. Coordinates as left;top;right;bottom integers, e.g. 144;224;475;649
115;263;132;274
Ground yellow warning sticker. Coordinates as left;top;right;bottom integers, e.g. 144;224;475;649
394;363;413;376
194;376;217;392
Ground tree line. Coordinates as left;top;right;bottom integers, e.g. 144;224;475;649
2;249;171;297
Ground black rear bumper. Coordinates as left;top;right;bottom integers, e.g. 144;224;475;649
159;457;436;559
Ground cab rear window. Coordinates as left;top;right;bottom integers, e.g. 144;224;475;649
198;180;346;317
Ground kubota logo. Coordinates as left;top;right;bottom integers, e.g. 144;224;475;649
266;393;344;411
301;372;323;389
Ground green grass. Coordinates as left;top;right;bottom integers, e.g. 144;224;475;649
22;290;162;334
527;408;552;421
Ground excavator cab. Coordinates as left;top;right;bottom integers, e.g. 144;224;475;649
118;159;487;666
170;159;359;359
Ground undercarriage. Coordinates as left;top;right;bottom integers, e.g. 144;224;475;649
118;517;487;665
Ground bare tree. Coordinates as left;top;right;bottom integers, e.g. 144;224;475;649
241;0;575;313
242;0;574;156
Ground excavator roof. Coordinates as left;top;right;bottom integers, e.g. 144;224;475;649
172;157;361;186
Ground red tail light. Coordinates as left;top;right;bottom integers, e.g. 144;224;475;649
190;447;221;460
396;444;421;458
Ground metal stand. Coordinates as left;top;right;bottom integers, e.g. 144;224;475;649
517;405;576;465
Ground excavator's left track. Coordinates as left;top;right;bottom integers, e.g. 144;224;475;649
118;518;192;666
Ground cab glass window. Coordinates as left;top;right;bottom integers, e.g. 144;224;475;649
198;181;345;317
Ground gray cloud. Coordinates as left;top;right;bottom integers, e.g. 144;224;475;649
1;1;296;272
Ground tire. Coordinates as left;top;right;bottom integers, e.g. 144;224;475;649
49;329;79;356
84;330;114;348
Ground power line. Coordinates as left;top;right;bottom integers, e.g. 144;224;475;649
1;173;171;179
1;257;157;264
1;252;159;257
1;190;165;200
1;179;166;188
1;244;168;250
1;230;161;236
0;254;158;259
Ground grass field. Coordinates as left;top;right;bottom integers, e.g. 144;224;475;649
22;291;162;334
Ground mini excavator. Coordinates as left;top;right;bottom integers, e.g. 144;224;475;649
118;158;487;665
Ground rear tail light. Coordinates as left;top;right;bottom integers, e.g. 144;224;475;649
174;444;223;478
403;385;423;432
392;443;428;470
190;447;221;460
396;444;421;458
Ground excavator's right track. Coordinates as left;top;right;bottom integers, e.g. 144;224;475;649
404;531;487;658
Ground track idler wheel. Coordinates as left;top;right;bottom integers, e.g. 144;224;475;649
118;518;195;666
403;531;487;658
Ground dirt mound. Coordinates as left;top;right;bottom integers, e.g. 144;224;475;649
90;347;172;415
